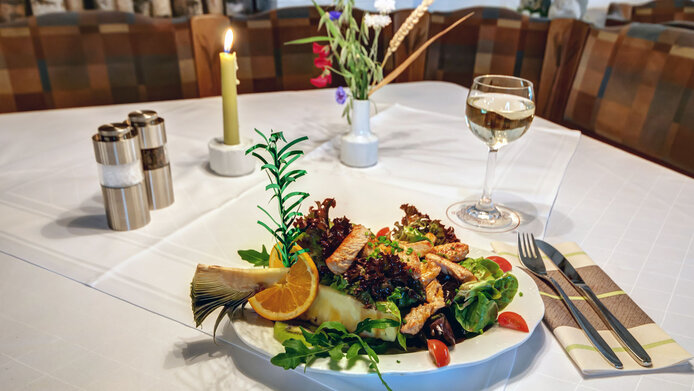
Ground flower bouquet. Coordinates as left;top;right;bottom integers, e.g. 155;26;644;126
288;0;472;167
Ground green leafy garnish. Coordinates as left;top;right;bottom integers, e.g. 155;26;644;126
452;258;519;333
273;321;309;345
237;245;270;267
271;319;398;391
461;257;503;281
454;288;499;333
493;274;519;310
328;274;349;291
391;204;458;246
386;286;420;310
246;130;310;267
376;299;407;351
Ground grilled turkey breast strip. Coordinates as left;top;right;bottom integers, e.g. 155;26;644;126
425;253;476;283
401;280;446;335
428;242;469;262
325;224;370;275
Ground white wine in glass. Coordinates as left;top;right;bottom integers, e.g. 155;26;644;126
447;75;535;233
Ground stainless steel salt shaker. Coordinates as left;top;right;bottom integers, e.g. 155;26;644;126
92;122;151;231
128;110;174;210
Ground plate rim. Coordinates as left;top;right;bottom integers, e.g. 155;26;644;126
231;248;544;377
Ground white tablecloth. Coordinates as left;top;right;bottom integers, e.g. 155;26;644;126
1;82;692;391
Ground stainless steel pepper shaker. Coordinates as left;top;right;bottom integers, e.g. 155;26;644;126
128;110;174;210
92;122;151;231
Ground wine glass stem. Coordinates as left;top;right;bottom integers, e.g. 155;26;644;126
477;148;498;212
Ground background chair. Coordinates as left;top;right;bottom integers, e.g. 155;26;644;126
423;7;551;104
563;22;694;176
607;0;694;25
0;11;197;113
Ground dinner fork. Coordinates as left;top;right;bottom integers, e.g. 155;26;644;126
517;233;623;369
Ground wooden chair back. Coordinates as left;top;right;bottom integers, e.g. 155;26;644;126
563;22;694;176
0;10;197;113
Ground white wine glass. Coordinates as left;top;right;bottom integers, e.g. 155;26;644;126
447;75;535;233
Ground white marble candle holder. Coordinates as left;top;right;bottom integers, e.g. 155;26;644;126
208;137;255;177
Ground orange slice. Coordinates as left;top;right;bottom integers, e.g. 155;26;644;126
268;243;303;268
248;249;319;321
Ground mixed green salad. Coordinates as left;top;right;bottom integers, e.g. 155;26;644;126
245;199;523;390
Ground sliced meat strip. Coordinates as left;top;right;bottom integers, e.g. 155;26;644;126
401;280;445;335
425;279;445;306
359;236;379;258
425;253;476;283
400;240;433;257
429;242;469;262
397;250;422;276
326;224;370;275
401;304;436;335
419;260;441;287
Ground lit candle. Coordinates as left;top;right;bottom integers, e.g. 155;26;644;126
220;28;240;146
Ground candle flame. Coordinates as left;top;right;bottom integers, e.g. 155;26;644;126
223;28;234;53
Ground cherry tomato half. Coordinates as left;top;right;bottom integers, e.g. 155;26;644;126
498;312;529;333
427;339;450;367
488;256;512;273
376;227;390;238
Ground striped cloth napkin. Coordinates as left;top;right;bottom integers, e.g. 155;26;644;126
491;241;692;374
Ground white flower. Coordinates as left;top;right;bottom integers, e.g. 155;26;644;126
364;13;392;29
374;0;395;13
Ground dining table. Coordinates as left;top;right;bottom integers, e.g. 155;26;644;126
1;81;692;391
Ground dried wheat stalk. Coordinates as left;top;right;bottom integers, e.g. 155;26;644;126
382;0;435;66
370;12;473;96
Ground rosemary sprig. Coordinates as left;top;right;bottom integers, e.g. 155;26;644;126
246;130;310;267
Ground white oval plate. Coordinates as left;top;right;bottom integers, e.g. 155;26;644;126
231;247;544;377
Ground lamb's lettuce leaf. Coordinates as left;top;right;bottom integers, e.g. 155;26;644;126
452;258;519;333
454;291;498;334
461;257;503;281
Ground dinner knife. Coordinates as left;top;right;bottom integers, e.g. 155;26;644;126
535;240;652;367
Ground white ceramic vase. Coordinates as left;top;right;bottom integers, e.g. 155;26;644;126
340;99;378;168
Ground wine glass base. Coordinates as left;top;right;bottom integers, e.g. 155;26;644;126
446;201;521;233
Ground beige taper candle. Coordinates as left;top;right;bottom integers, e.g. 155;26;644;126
220;28;240;146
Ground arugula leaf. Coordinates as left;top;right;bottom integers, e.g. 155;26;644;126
346;342;361;359
328;343;345;361
397;333;407;351
237;245;270;267
270;339;317;369
375;300;407;351
270;321;393;391
354;318;399;334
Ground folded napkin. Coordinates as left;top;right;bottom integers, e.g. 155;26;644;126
491;241;692;374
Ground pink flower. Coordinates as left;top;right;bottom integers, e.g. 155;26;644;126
312;42;330;56
314;56;332;69
310;74;331;88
